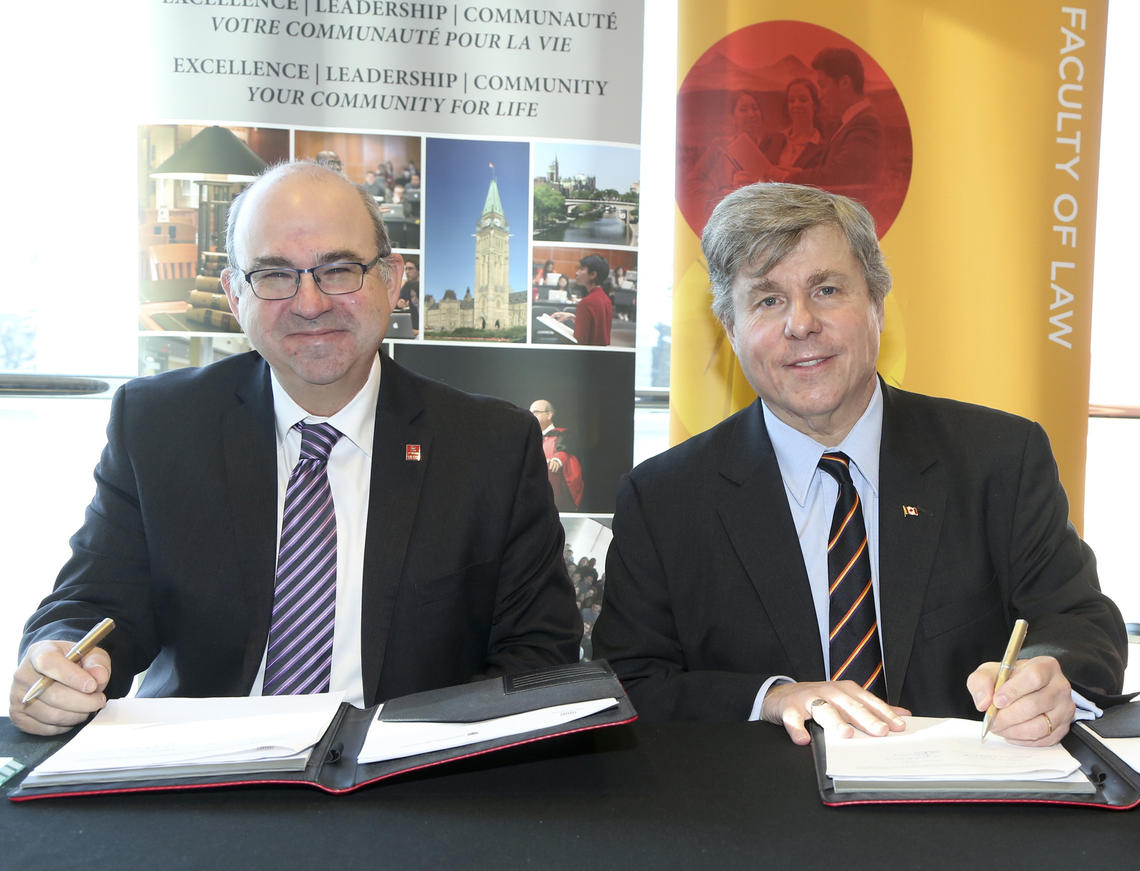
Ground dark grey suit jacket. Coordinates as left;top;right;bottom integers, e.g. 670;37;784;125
592;384;1128;721
21;351;581;704
792;104;883;188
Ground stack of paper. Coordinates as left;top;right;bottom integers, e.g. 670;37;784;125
824;716;1094;794
22;693;344;787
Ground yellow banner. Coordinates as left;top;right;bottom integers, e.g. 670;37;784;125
672;0;1106;524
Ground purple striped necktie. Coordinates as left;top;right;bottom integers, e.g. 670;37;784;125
818;451;886;698
263;422;341;696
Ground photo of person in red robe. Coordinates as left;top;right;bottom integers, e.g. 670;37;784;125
530;399;584;511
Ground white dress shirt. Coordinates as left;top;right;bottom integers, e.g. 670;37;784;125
250;356;381;707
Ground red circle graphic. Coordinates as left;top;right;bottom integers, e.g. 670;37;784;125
677;20;913;239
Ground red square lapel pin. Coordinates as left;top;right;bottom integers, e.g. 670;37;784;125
405;443;422;462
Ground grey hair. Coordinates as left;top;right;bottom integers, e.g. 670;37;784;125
701;183;891;328
224;160;395;288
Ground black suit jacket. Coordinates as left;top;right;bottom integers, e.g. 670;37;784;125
791;104;882;188
592;385;1128;721
21;351;581;704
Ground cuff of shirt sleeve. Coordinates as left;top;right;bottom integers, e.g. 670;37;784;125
1072;688;1102;722
749;675;796;722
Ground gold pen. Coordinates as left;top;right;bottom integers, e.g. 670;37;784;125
21;617;116;705
981;618;1028;739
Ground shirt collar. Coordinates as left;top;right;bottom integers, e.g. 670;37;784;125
840;98;873;129
763;379;883;508
270;354;382;458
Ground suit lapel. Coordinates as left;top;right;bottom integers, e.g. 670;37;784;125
221;355;278;680
717;403;827;681
360;355;431;704
877;386;946;706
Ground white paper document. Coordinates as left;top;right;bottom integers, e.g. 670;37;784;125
23;693;344;786
536;313;578;343
358;697;618;764
824;716;1092;793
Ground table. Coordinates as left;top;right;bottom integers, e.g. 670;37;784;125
3;718;1137;869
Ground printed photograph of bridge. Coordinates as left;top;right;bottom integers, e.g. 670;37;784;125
532;142;640;247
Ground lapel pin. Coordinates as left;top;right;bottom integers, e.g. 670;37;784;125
405;444;421;462
902;505;919;517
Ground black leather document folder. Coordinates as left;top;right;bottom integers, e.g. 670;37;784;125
808;703;1140;809
10;660;636;801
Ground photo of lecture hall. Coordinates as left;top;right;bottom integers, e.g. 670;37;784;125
531;245;638;348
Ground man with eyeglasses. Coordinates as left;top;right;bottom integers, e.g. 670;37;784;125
11;162;582;735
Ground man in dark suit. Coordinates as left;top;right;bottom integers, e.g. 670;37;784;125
11;162;580;735
592;182;1127;746
783;47;882;193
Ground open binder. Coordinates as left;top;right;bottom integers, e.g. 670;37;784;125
10;660;636;801
809;703;1140;809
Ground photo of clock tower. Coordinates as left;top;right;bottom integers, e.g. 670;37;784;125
422;139;528;340
473;164;511;331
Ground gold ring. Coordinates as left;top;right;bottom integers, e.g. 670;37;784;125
809;698;828;708
1041;712;1054;735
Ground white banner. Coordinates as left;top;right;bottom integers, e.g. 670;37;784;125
146;1;643;141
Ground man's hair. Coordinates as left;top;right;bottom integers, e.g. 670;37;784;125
702;182;891;328
225;161;394;287
579;253;610;286
811;47;866;95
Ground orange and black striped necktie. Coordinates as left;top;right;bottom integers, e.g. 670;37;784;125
818;452;886;697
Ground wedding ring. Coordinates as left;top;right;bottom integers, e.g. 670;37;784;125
809;698;829;708
1041;712;1054;735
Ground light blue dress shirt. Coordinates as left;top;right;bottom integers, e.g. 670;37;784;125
764;382;885;679
748;383;884;719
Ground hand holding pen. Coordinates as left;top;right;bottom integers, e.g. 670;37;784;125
968;618;1075;746
9;618;115;736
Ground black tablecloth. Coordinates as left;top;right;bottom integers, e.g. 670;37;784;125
3;718;1137;869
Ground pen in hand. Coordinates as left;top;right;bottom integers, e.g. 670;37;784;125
21;618;116;705
980;618;1028;740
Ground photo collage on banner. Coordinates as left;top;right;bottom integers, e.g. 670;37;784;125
137;2;645;659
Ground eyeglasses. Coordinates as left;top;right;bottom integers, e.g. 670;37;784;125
242;254;384;300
